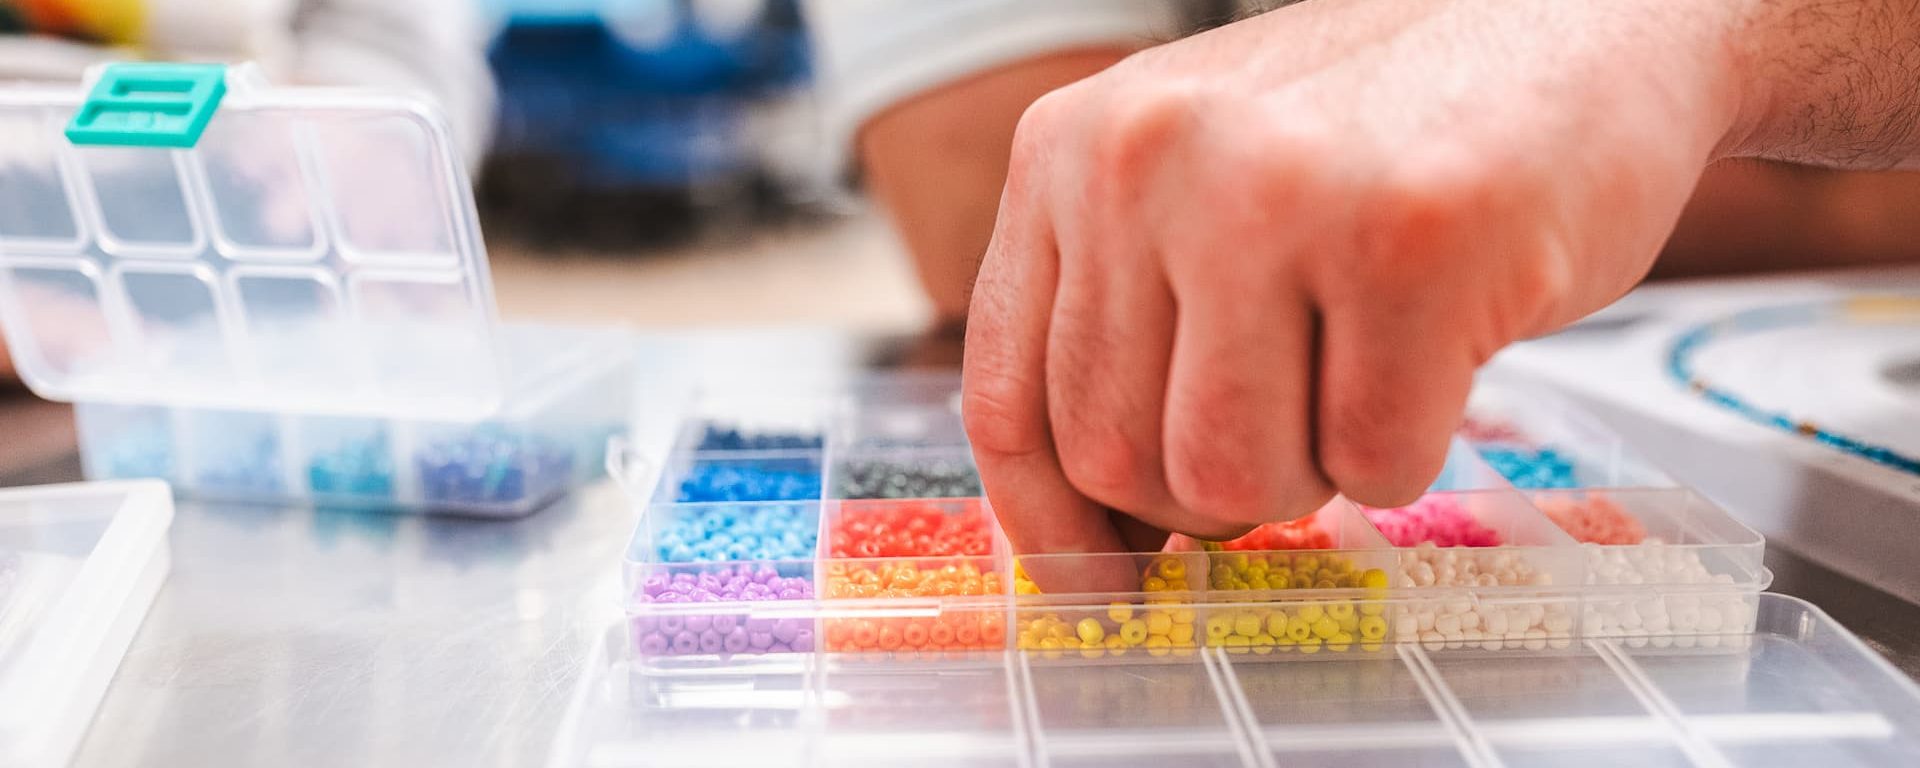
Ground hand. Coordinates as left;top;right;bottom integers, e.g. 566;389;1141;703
962;0;1754;592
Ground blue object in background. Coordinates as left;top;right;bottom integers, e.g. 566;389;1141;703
1476;445;1582;489
676;459;821;502
309;433;398;498
194;414;286;495
418;431;577;505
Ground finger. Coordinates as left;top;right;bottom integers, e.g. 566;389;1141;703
963;113;1138;595
1315;297;1476;507
1162;271;1335;535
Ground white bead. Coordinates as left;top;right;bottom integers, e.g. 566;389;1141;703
1436;615;1461;635
1485;611;1509;636
1698;634;1721;649
1460;610;1481;631
1396;615;1419;637
1548;635;1572;650
1674;634;1698;649
1444;599;1471;616
1645;612;1670;633
1420;631;1444;651
1697;607;1724;632
1651;635;1673;649
1482;636;1504;652
1417;611;1435;632
1544;612;1573;634
1523;629;1547;651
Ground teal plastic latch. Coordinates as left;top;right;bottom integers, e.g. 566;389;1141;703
64;62;227;149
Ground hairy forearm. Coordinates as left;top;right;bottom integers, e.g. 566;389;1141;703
1725;0;1920;168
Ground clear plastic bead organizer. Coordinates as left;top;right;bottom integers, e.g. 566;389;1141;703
0;63;505;419
0;481;173;768
0;63;638;516
550;372;1920;766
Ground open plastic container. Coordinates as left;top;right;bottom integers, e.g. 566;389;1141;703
0;63;633;516
558;372;1920;766
0;481;173;768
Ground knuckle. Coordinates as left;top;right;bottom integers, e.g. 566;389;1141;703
1056;422;1153;508
1089;85;1195;183
1317;416;1444;508
960;358;1043;457
1164;422;1277;528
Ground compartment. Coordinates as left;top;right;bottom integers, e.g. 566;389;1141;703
659;452;825;504
828;446;981;500
195;111;323;256
0;109;83;245
1026;659;1251;767
1222;654;1473;767
815;658;1024;767
308;112;458;261
74;403;178;484
642;502;822;564
0;260;116;383
820;557;1008;656
298;416;397;501
75;144;201;253
184;410;290;499
828;371;969;450
1364;489;1576;550
627;561;819;660
114;264;234;383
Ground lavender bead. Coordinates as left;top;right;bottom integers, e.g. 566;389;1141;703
672;632;699;654
686;614;712;634
661;615;685;634
749;632;774;650
633;615;659;634
791;630;815;653
771;620;800;644
639;632;669;655
723;627;751;654
768;642;791;653
746;617;775;634
698;630;724;653
713;614;739;633
778;588;806;600
643;576;669;597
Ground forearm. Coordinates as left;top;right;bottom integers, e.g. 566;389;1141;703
1723;0;1920;168
1659;161;1920;278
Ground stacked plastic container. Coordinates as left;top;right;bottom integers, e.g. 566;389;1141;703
0;63;631;516
0;481;173;768
555;371;1920;767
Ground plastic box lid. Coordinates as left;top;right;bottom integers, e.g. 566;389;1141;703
0;480;173;768
550;592;1920;767
0;63;505;419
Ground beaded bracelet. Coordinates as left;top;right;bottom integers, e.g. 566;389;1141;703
1667;296;1920;477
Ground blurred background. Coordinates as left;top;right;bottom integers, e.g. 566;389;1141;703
473;0;929;333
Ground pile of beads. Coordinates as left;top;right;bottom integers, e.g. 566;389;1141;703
194;424;285;494
1220;514;1335;551
1206;552;1392;654
654;503;818;562
823;561;1006;653
676;460;822;502
1389;542;1574;651
1363;496;1503;548
1581;540;1750;649
1536;494;1645;545
99;420;172;480
1458;417;1527;445
418;433;574;504
1477;445;1580;489
834;457;982;499
631;566;815;656
307;435;395;497
828;500;994;558
1014;558;1199;659
695;424;821;451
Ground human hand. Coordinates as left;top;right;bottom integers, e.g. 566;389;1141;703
962;0;1755;592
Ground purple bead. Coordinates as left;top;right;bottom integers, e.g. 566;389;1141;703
639;632;669;655
791;630;814;653
768;642;792;653
713;614;739;633
753;567;775;584
668;582;695;595
778;588;806;600
633;616;659;634
672;572;695;583
746;617;775;634
672;632;699;654
687;614;713;634
698;630;724;654
694;592;718;603
771;620;800;644
724;627;750;654
643;576;669;597
658;592;685;603
661;615;685;634
749;632;774;650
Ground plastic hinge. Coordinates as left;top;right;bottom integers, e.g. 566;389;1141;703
64;62;227;149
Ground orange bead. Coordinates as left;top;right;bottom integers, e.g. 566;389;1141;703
903;621;930;648
878;625;904;650
852;620;878;649
826;622;849;648
929;621;956;646
955;622;981;647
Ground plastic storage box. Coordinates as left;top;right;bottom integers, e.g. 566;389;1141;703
0;63;633;515
556;372;1920;766
0;481;173;768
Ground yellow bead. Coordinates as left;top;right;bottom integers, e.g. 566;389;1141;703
1048;623;1071;640
1337;615;1358;633
1312;617;1339;639
1297;603;1325;623
1211;573;1236;590
1104;634;1128;655
1173;607;1197;624
1170;623;1197;645
1297;555;1320;573
1157;558;1186;580
1270;567;1292;586
1148;612;1173;637
1233;611;1262;638
1166;578;1190;591
1291;574;1314;589
1251;633;1277;652
1076;618;1106;645
1205;614;1234;642
1143;576;1168;592
1313;579;1338;590
1326;602;1355;622
1360;568;1390;590
1299;638;1323;654
1361;641;1383;652
1027;619;1051;633
1224;635;1251;654
1080;643;1105;659
1328;631;1354;652
1119;619;1148;646
1265;612;1288;638
1146;635;1172;657
1227;553;1250;571
1359;615;1388;641
1246;560;1268;577
1360;601;1385;617
1246;576;1271;591
1108;602;1134;623
1285;616;1313;642
1016;580;1041;595
1038;636;1063;659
